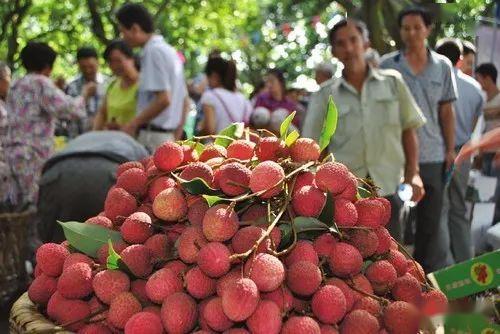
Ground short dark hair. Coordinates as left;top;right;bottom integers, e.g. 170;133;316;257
205;57;237;91
462;40;476;56
116;3;154;33
76;47;98;60
20;41;57;72
328;18;369;46
476;63;498;83
436;38;462;66
103;39;134;60
398;7;432;27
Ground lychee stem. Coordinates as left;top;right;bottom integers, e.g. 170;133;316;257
390;237;433;290
346;279;389;306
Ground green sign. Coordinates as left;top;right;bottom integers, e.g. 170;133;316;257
428;250;500;300
444;313;500;333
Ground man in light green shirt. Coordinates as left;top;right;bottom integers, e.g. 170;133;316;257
302;19;426;241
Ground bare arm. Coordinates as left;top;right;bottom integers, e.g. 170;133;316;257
93;95;107;130
174;96;190;140
439;101;456;169
402;128;425;202
200;104;216;135
123;91;170;136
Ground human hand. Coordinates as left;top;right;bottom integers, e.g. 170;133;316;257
405;174;425;203
82;82;97;99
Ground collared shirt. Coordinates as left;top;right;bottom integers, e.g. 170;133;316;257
138;35;187;130
452;68;484;146
66;72;108;115
302;67;426;196
380;49;457;163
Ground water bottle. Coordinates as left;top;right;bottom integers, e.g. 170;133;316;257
397;183;415;207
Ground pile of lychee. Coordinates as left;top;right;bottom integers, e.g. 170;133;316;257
27;129;448;334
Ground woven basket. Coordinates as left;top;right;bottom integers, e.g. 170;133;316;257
0;209;34;307
9;292;72;334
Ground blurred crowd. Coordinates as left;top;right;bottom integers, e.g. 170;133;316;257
0;4;499;272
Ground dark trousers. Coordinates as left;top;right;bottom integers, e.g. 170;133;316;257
414;162;452;272
385;194;403;243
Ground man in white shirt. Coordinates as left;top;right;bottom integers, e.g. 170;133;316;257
116;3;187;151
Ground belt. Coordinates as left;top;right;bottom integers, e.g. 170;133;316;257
139;124;174;133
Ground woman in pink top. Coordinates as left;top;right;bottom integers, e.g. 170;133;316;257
254;68;297;114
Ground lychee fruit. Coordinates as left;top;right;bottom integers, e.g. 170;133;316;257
334;199;358;227
244;253;284;292
231;226;271;254
292;185;326;217
57;263;93;299
218;162;251;196
249;161;285;198
227;139;255;160
328;242;363;277
124;311;163;334
336;173;358;201
97;240;128;265
320;324;340;334
261;286;294;313
315;162;350;194
290;138;320;162
187;196;209;227
376;197;391;225
202;297;234;331
199;144;227;162
161;292;198;334
120;211;153;244
352;296;382;318
240;204;267;222
28;273;57;305
78;323;112;334
313;233;337;258
36;242;70;277
355;198;385;227
152;187;187;222
281;316;321;334
216;267;243;297
108;292;142;329
197;242;231;278
185;266;217;299
120;244;153;278
246;299;282;334
148;176;176;202
63;253;94;271
178;226;208;263
383;301;420;334
391;274;422;305
387;249;408;276
255;137;289;162
347;229;379;258
145;268;183;304
406;260;426;283
163;260;188;276
116;167;147;196
85;216;113;229
144;233;170;261
154;142;184;172
117;161;144;176
284;240;319;267
293;171;316;194
325;277;356;311
182;144;199;163
47;292;91;331
221;278;260;321
130;279;150;304
365;260;397;295
104;187;137;223
180;161;214;186
286;261;322;296
92;269;130;304
340;309;379;334
374;227;391;255
420;290;448;316
350;274;374;302
202;204;239;242
311;285;347;324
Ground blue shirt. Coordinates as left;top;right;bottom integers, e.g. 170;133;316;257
380;49;458;163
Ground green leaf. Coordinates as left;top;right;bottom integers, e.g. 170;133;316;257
318;96;338;152
280;111;296;140
285;130;300;147
106;240;121;270
357;186;372;199
58;221;123;258
179;177;222;195
202;194;226;206
277;216;340;251
214;122;245;148
183;140;205;155
277;223;293;250
318;192;334;226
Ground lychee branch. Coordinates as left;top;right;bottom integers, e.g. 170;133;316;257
390;237;432;290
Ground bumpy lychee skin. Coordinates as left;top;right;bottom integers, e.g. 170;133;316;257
197;242;231;278
391;274;422;305
131;279;150;304
365;260;398;295
161;292;198;334
281;316;321;334
383;301;420;334
241;204;267;222
47;292;91;331
420;290;448;316
163;260;188;276
180;161;214;186
36;242;70;277
315;162;350;194
293;171;316;193
153;187;187;222
387;249;408;277
350;274;374;302
120;245;153;278
199;144;227;162
182;144;199;163
292;185;326;217
85;215;113;229
117;161;144;177
325;277;356;312
312;285;347;324
28;273;57;305
185;266;217;299
57;263;93;299
144;233;170;261
108;292;142;329
187;196;209;226
352;296;382;319
178;226;208;263
104;187;137;223
97;240;128;265
231;226;271;254
290;138;321;162
218;162;251;196
244;253;285;292
222;278;260;322
227;139;255;160
249;161;285;198
255;136;289;162
63;253;94;270
313;233;337;258
261;286;294;313
203;297;234;331
328;242;363;277
216;267;242;296
355;198;385;227
124;311;163;334
146;268;183;304
92;269;130;304
336;173;358;201
285;240;319;266
376;197;392;225
202;204;239;242
148;176;176;202
116;167;148;196
406;260;426;283
223;328;250;334
374;227;392;255
120;211;153;244
246;299;282;334
320;325;340;334
154;141;184;172
340;309;379;334
286;261;322;296
347;229;379;258
78;323;112;334
334;199;358;227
